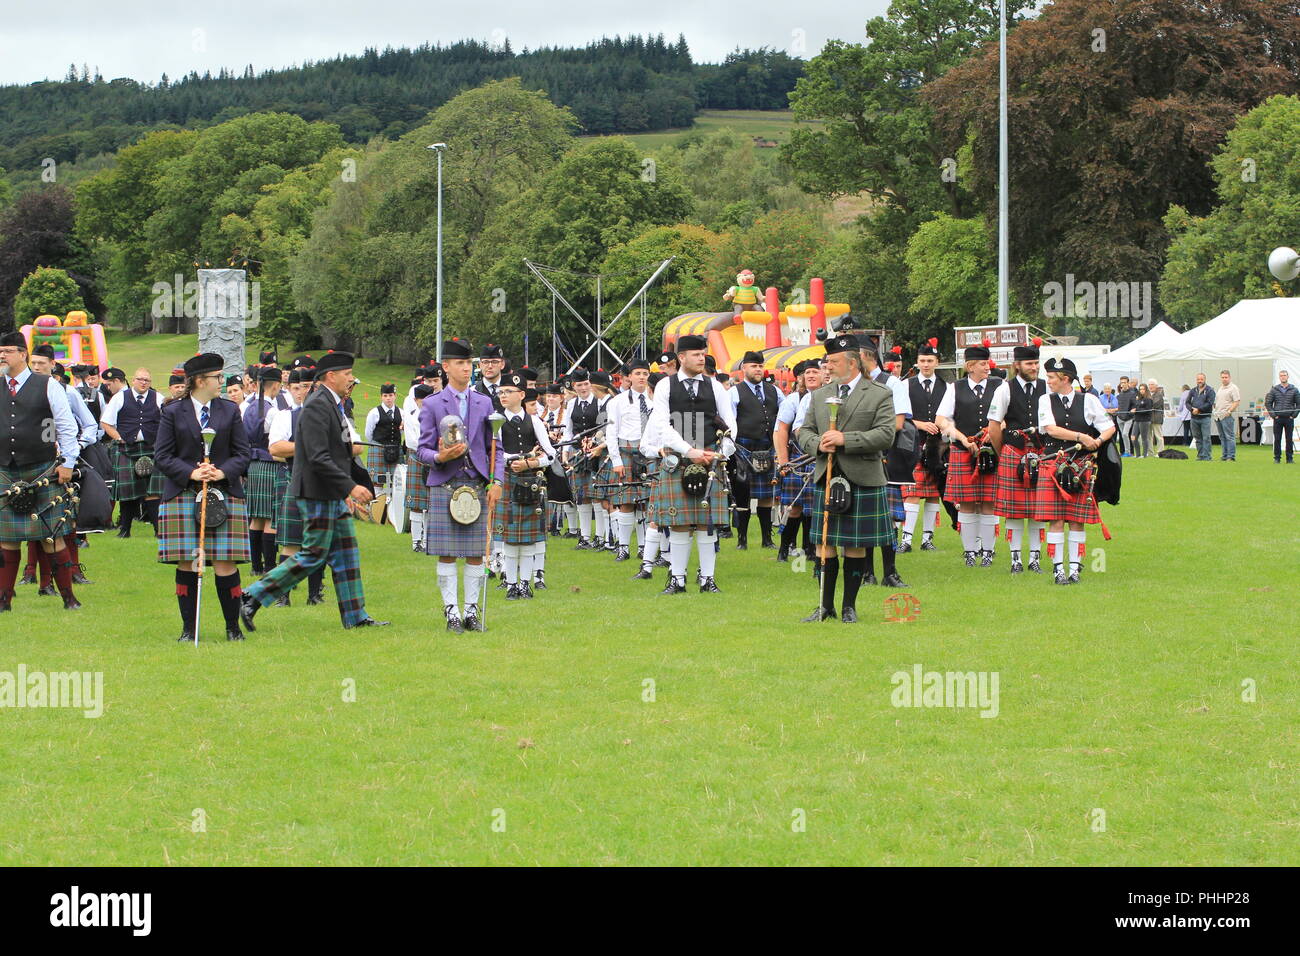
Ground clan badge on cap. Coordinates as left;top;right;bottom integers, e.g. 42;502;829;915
824;333;859;355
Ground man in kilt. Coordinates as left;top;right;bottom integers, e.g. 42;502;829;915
796;334;897;624
240;352;388;632
990;338;1048;574
265;367;326;605
0;332;83;612
417;338;504;634
100;366;164;538
604;358;656;566
242;366;285;576
153;353;252;641
774;360;820;561
363;383;403;494
727;350;781;550
493;372;555;599
899;339;947;554
562;368;604;550
1033;357;1115;585
586;370;618;551
640;334;737;595
936;340;1002;568
862;343;912;589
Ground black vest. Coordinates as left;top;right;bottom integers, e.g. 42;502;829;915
952;379;995;436
78;384;102;423
1044;393;1099;454
501;412;538;456
372;405;402;445
1004;378;1046;433
908;376;946;423
0;372;56;467
734;380;779;441
245;398;275;460
117;388;161;445
668;375;720;449
570;397;599;434
289;406;302;443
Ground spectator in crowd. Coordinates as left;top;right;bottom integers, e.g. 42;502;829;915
1147;378;1166;454
1176;384;1192;444
1100;382;1118;416
1131;384;1154;457
1212;369;1240;461
1264;369;1297;464
1082;374;1100;397
1115;376;1136;456
1186;373;1216;460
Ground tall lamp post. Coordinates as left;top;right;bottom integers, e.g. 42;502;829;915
997;0;1009;326
427;143;447;360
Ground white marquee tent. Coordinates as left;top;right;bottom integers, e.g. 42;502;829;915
1086;321;1182;387
1141;298;1300;411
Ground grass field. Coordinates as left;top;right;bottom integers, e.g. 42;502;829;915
603;108;805;151
3;334;1298;864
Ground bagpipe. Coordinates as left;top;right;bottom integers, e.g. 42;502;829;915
966;428;999;475
920;429;947;478
0;459;110;541
504;445;548;513
1007;427;1045;489
730;438;774;483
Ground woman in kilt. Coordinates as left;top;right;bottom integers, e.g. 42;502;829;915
795;335;898;624
640;335;737;595
1032;357;1115;585
404;384;434;552
604;358;655;565
989;340;1048;575
152;353;252;641
493;372;556;599
363;383;403;493
774;360;821;561
242;366;284;575
562;369;605;550
936;340;1003;568
540;384;574;537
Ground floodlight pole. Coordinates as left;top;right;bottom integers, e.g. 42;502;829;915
427;143;447;358
997;0;1009;326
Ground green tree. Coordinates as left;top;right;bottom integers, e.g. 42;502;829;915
706;208;827;303
13;266;86;324
905;213;997;334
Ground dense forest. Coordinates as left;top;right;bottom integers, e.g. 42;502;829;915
0;36;803;172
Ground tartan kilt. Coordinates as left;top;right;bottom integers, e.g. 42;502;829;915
147;467;167;497
904;459;944;499
156;494;251;563
646;461;729;529
245;459;282;520
735;435;778;498
0;462;72;544
607;441;651;508
405;452;431;514
494;470;548;544
943;446;998;506
778;440;814;509
109;440;152;501
885;484;904;522
424;481;489;557
810;478;895;548
276;491;305;547
994;443;1039;520
1031;461;1101;524
364;445;397;489
574;455;611;503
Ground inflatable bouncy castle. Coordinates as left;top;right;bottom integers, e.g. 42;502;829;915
20;312;112;371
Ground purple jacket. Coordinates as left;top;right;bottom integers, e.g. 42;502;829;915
417;386;505;487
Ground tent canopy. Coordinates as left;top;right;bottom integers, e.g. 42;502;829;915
1087;321;1181;386
1141;298;1300;409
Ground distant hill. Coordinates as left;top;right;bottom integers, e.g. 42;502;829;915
0;36;803;173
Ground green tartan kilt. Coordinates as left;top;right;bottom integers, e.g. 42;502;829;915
646;460;729;529
405;453;431;514
156;494;251;564
276;490;305;547
109;440;152;501
494;470;548;544
245;459;283;520
573;455;611;503
364;445;397;489
0;462;72;544
607;441;652;508
146;467;167;496
810;478;895;548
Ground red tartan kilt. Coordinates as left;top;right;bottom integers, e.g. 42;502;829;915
994;444;1036;519
943;446;997;505
1030;468;1100;524
903;460;943;499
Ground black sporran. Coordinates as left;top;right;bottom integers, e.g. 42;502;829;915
194;487;229;530
976;444;999;474
826;475;852;514
383;443;401;466
681;461;709;499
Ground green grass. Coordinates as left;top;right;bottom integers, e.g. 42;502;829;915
601;109;805;151
2;404;1298;863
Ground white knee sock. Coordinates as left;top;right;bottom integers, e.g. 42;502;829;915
463;563;485;607
491;539;504;573
437;562;459;612
1007;519;1023;554
518;549;533;585
410;511;424;550
695;529;717;578
1046;530;1066;568
564;503;578;532
616;511;633;545
636;514;646;546
1028;520;1045;555
981;513;999;553
1068;530;1086;571
924;501;940;536
668;529;691;579
577;504;593;539
594;507;609;541
902;500;920;539
642;526;660;564
533;540;546;574
959;511;980;552
502;544;520;584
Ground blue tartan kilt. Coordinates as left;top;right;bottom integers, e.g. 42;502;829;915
424;481;489;558
886;484;905;522
276;490;305;547
495;470;548;544
607;441;652;508
156;494;251;563
245;459;282;520
109;440;152;501
0;462;73;544
778;440;815;510
735;435;778;497
365;445;397;489
574;454;611;502
405;452;430;514
810;478;895;548
646;459;729;529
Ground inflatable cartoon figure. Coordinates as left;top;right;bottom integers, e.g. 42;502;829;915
722;269;760;317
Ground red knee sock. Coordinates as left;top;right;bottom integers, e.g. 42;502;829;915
24;540;39;577
0;548;18;597
50;549;75;600
64;535;80;573
35;547;53;588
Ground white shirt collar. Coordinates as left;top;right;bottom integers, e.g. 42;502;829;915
839;373;862;393
190;396;210;415
967;376;989;390
6;367;31;385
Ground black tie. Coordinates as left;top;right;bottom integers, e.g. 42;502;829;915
924;379;932;394
975;383;984;399
839;384;850;400
753;383;762;401
687;379;698;400
1025;382;1033;399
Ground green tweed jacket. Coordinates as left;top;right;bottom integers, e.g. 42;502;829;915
796;377;896;487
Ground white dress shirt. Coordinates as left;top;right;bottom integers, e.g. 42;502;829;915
1037;390;1113;433
605;387;654;466
641;371;738;458
100;386;164;442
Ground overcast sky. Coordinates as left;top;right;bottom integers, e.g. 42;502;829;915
0;0;891;86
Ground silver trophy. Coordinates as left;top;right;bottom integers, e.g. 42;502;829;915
439;414;466;447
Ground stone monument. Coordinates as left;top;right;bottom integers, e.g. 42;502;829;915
197;268;251;385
